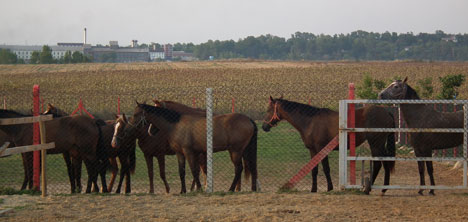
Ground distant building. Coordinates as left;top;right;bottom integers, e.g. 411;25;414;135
441;36;458;43
149;45;165;61
0;44;85;61
164;44;173;60
173;51;196;61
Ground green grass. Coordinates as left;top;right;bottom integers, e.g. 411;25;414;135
0;122;378;194
0;187;40;195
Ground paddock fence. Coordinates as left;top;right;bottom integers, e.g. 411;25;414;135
1;83;467;194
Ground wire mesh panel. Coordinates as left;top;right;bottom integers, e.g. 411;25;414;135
3;62;467;195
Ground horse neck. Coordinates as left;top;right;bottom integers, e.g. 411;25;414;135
279;108;312;133
146;114;175;133
400;103;433;127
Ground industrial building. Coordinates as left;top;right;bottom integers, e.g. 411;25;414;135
0;28;195;63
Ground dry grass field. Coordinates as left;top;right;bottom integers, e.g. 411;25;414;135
1;61;467;119
1;61;468;221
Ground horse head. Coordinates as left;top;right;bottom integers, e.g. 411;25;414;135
262;96;283;132
378;77;411;100
111;113;129;148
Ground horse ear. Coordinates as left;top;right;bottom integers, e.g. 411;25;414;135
153;98;160;106
403;77;408;83
135;100;140;105
47;103;53;108
122;113;128;122
269;96;273;104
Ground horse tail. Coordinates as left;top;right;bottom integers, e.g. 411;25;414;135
129;142;136;174
385;132;396;174
385;112;396;174
243;118;258;187
95;119;112;172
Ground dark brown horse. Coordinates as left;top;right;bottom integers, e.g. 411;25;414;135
112;113;206;193
125;103;258;193
44;104;136;193
262;96;395;194
0;109;106;193
379;77;464;195
153;100;251;191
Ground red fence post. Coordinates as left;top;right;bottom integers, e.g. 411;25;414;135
348;83;356;185
232;98;235;113
33;85;41;190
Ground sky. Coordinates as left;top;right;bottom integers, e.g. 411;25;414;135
1;0;467;46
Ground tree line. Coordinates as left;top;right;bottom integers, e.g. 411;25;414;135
178;30;468;61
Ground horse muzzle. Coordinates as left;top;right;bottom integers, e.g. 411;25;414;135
262;123;271;132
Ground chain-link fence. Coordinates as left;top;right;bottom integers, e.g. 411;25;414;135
1;68;466;194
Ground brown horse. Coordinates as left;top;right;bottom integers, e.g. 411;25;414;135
44;104;136;193
262;96;395;194
0;109;106;193
126;103;258;193
379;77;464;195
153;100;249;191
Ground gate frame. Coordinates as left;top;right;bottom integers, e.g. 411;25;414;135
339;99;468;191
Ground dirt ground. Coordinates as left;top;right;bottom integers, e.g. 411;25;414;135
1;161;468;222
1;190;468;222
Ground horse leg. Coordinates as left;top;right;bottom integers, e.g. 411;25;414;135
228;152;243;192
417;161;426;195
107;157;118;193
116;155;127;194
369;161;382;193
73;158;83;193
187;151;202;191
156;155;170;194
426;161;435;195
382;161;392;195
144;154;155;193
62;152;76;193
124;157;131;194
176;153;187;194
192;154;207;191
83;159;94;193
309;150;319;192
99;160;108;193
321;156;333;192
20;153;31;190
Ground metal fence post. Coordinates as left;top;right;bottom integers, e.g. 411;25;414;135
206;88;213;193
339;100;348;189
464;104;467;188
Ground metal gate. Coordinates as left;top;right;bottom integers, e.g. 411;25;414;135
338;99;468;191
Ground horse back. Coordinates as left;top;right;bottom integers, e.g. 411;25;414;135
45;115;99;156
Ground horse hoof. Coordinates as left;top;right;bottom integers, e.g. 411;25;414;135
418;190;424;196
429;191;435;196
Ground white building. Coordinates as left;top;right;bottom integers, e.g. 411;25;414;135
0;44;85;61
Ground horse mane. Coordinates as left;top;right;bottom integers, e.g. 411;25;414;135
276;99;335;117
403;81;420;99
139;104;181;123
161;100;206;113
0;109;30;118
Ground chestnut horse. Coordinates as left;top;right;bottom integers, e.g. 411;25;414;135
124;103;258;193
262;97;395;194
0;109;106;193
379;77;464;195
